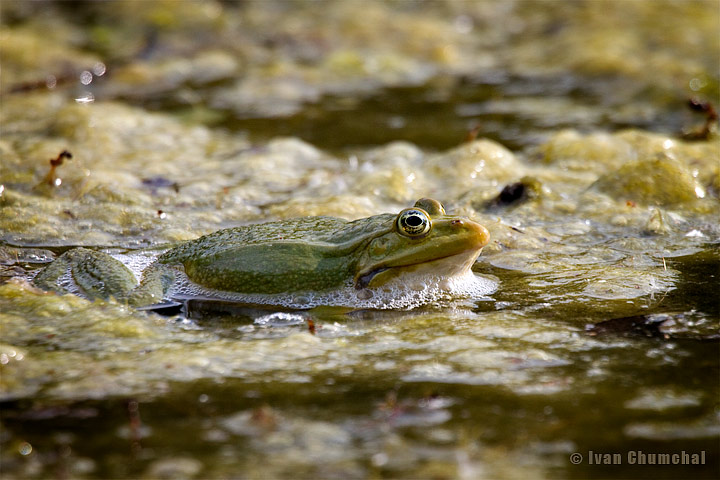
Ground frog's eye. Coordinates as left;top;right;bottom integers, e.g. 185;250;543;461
396;208;431;238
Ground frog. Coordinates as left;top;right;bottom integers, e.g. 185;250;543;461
33;198;493;309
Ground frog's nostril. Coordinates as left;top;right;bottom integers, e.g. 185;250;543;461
451;219;464;226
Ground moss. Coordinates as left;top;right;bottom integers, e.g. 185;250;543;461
593;156;701;206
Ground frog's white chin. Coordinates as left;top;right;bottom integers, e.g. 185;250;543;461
362;248;482;290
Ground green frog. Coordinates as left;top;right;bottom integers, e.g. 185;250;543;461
33;198;493;309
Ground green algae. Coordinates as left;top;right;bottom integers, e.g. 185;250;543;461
593;156;702;206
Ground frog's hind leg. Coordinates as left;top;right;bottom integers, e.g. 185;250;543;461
33;247;138;302
128;262;176;307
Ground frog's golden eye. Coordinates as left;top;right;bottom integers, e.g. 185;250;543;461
396;208;431;237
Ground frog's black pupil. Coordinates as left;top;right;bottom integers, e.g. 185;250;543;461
406;215;423;227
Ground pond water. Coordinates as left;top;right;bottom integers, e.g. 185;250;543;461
1;1;718;479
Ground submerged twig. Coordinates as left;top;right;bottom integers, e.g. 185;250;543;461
40;150;73;187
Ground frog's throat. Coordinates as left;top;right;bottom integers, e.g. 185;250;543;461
354;248;482;290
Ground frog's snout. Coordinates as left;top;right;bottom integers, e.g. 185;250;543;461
452;218;490;249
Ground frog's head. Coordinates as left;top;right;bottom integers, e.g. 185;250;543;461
354;198;489;289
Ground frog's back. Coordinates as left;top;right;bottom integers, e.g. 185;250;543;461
161;217;336;262
160;214;394;264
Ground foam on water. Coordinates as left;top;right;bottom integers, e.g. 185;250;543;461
111;252;160;282
35;250;496;309
169;268;497;310
254;312;307;326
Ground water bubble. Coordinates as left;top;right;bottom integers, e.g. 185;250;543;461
79;70;93;85
18;442;32;455
292;294;310;305
93;62;107;76
689;77;707;91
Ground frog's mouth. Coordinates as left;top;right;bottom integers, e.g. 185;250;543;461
354;248;481;290
355;267;390;289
